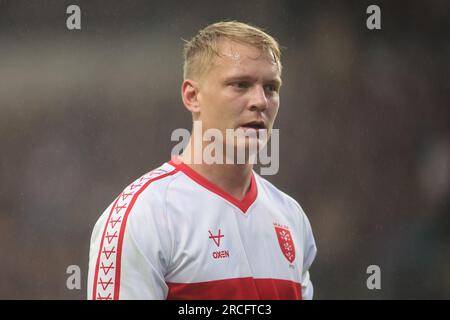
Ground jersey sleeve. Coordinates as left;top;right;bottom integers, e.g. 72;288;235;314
300;211;317;300
87;188;172;300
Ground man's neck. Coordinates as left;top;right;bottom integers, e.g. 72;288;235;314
178;139;253;201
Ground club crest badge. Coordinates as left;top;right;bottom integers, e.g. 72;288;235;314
274;224;296;263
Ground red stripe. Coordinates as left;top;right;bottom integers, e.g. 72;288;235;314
92;168;178;300
168;159;257;213
167;277;302;300
92;195;121;300
114;170;178;299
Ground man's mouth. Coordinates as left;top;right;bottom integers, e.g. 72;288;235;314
239;121;266;130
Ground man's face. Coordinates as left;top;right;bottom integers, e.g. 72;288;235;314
196;40;281;151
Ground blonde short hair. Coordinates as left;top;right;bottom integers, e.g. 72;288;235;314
183;21;282;80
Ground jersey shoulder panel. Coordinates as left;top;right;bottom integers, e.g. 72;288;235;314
88;162;180;300
254;172;306;217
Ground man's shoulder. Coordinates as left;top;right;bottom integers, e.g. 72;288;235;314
108;161;180;210
254;172;304;213
121;161;180;198
254;173;314;239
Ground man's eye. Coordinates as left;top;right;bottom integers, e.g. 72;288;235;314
234;82;250;89
265;84;279;93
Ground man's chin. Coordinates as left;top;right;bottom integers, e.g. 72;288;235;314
223;138;266;162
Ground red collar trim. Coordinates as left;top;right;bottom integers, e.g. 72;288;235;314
168;159;257;213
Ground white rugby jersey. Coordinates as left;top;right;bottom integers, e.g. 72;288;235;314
88;159;317;300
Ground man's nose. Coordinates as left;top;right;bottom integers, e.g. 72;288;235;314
248;85;268;112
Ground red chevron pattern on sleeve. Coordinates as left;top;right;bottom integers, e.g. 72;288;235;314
92;168;177;300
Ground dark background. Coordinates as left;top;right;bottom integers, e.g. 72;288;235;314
0;0;449;299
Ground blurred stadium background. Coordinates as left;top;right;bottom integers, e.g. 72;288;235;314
0;0;449;299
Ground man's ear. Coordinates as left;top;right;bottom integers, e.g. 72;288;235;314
181;79;201;114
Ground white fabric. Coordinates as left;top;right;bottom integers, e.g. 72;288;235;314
87;161;317;300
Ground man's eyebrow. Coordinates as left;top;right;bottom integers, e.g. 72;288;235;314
224;75;255;82
224;75;282;86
